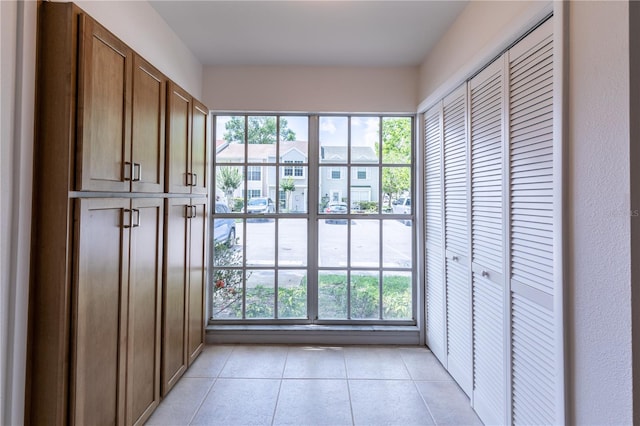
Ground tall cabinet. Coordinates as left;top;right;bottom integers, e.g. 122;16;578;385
27;3;209;425
423;17;563;425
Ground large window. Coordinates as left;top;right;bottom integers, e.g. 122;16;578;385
212;114;414;324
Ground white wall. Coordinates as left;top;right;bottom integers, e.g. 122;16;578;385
1;2;203;424
68;0;203;97
202;65;418;113
568;1;632;424
417;1;634;424
1;2;36;424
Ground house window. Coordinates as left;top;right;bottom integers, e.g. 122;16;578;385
284;160;304;177
247;166;261;181
212;114;414;324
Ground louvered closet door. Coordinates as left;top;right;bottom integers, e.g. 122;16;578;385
508;18;560;425
469;58;507;425
424;104;446;364
443;84;472;396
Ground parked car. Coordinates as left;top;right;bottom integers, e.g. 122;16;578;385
213;202;236;247
246;197;275;215
325;201;348;224
392;197;411;225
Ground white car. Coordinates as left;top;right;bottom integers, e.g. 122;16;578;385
392;197;411;215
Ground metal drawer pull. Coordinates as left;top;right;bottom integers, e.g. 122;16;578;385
132;209;140;227
133;163;142;182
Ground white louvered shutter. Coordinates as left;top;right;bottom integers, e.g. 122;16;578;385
424;103;446;364
469;57;507;425
507;18;560;425
443;84;472;396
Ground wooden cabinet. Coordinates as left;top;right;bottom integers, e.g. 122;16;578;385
166;82;210;195
70;198;163;425
28;3;208;425
76;14;166;193
162;198;207;396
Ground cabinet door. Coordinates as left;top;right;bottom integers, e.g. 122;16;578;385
76;15;132;192
442;84;472;397
162;198;190;396
469;58;507;425
127;198;163;425
71;198;129;425
424;104;447;364
131;56;166;193
187;198;207;364
166;83;192;194
191;100;210;195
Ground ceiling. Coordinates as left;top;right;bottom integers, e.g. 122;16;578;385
149;1;468;67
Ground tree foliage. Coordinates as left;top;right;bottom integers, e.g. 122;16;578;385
379;118;412;206
280;177;296;211
224;116;296;144
217;167;242;207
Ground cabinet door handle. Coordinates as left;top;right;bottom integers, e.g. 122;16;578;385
481;270;489;278
132;209;140;227
452;255;459;262
192;173;198;187
132;163;142;182
191;205;197;218
123;209;132;228
125;162;132;181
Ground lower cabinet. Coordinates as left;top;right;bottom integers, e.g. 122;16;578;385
162;197;207;396
71;198;163;425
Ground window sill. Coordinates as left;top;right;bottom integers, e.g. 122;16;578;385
206;324;421;345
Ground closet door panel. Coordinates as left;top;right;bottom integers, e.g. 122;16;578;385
191;101;210;195
131;56;166;193
442;85;472;396
71;199;129;425
469;58;506;425
76;16;132;192
127;198;163;425
187;198;207;364
166;83;192;194
162;198;190;395
424;104;446;363
508;18;558;425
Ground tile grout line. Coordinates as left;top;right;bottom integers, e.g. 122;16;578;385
269;345;290;426
342;348;356;426
400;347;440;426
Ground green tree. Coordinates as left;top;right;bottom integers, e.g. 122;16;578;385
280;177;296;212
216;167;242;208
224;116;296;144
379;118;412;207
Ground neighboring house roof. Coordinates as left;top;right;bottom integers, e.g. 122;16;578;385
320;145;377;162
216;140;309;162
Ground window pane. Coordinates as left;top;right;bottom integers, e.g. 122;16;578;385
351;220;379;267
319;166;347;213
279;166;308;213
246;220;274;266
318;220;348;267
215;166;244;211
320;116;347;163
383;272;412;320
245;270;275;318
213;219;242;267
278;270;307;319
247;116;277;163
382;117;411;164
351;116;379;164
318;271;348;319
278;219;307;266
211;269;243;319
351;271;379;319
382;220;412;268
382;167;411;214
216;115;244;163
350;166;378;214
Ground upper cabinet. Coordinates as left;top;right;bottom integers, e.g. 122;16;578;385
166;82;210;195
76;15;167;193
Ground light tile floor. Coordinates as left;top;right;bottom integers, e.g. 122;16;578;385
146;344;483;426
